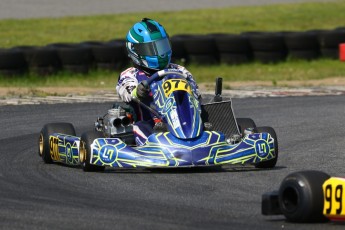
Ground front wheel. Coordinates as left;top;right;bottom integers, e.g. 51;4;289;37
39;123;76;163
278;170;330;223
254;126;278;168
79;131;105;172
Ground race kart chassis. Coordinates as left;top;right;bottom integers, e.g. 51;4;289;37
50;130;275;168
47;100;276;168
39;74;278;170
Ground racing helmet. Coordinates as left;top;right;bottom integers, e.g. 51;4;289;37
126;18;172;71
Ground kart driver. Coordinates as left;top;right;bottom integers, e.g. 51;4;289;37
116;18;199;146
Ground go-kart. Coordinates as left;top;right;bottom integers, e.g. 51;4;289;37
262;170;345;223
38;69;278;172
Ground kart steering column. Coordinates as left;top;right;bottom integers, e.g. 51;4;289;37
131;69;189;119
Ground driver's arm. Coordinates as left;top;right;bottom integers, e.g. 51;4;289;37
116;67;138;102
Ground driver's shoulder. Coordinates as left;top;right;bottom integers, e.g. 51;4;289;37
120;67;137;75
169;63;188;71
119;67;140;78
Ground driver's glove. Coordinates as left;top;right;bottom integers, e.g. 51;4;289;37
132;80;150;100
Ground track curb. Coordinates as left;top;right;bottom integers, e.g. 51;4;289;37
1;86;344;106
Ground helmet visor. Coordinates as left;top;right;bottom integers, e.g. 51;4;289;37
132;38;171;56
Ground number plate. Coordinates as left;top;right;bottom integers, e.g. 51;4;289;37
323;177;345;221
163;79;192;97
49;136;61;161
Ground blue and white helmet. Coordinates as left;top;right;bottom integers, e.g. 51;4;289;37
126;18;172;71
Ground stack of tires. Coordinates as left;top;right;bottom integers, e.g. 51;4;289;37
182;34;219;65
319;28;345;59
0;48;28;76
284;31;321;60
47;43;95;74
18;46;61;75
79;39;128;71
1;26;345;77
0;41;129;76
170;34;190;64
244;32;287;63
213;34;251;65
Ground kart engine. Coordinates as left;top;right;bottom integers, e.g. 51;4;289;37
95;106;133;137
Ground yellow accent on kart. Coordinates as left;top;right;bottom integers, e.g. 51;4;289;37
323;177;345;220
163;79;192;97
49;136;60;161
79;140;86;163
39;134;44;156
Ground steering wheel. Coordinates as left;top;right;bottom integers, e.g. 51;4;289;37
143;68;188;88
131;69;188;118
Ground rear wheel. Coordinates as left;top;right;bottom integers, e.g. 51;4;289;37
79;131;105;172
236;118;256;134
255;126;278;168
39;123;76;163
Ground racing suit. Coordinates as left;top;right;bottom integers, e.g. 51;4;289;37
116;63;199;146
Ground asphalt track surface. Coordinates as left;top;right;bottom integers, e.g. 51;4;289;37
0;0;334;19
1;0;344;229
1;95;345;229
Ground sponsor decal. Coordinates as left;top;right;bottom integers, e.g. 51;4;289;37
65;142;73;163
254;139;270;158
99;145;118;164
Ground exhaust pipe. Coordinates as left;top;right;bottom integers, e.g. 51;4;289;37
113;116;130;128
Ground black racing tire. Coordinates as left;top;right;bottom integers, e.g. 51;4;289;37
92;43;125;62
31;66;60;76
93;44;126;70
183;34;218;56
62;64;89;74
278;170;331;223
39;123;76;164
335;26;345;31
320;48;339;59
0;69;28;76
79;131;105;172
0;49;28;73
253;51;287;64
12;46;61;68
288;49;320;61
319;30;345;49
214;34;251;54
246;32;286;52
284;32;320;50
188;54;219;65
78;41;104;47
106;39;130;66
96;63;122;71
170;34;191;63
48;43;94;65
219;53;251;65
81;41;127;68
254;126;278;168
236;118;256;135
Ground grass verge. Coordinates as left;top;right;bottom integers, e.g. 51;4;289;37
0;1;345;47
1;59;345;88
0;0;345;93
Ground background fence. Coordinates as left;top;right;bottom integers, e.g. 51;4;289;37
0;26;344;76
